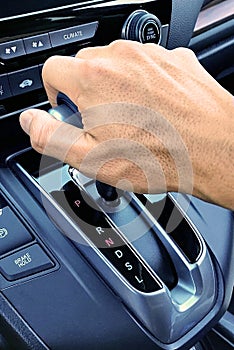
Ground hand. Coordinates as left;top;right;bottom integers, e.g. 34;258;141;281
19;40;234;209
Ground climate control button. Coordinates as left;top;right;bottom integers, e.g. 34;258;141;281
0;39;25;60
49;22;98;48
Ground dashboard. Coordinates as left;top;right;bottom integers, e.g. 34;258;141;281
0;1;233;350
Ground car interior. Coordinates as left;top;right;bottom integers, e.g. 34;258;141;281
0;0;233;349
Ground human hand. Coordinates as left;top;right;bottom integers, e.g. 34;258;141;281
19;40;234;209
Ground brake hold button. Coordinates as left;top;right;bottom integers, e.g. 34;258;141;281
0;244;53;281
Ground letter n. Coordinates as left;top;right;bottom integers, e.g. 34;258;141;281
105;238;114;247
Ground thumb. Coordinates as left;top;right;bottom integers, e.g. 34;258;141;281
19;108;93;166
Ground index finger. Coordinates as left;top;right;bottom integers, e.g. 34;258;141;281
42;55;84;108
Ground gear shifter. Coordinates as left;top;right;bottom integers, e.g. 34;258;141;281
96;180;124;204
49;92;123;204
48;93;218;346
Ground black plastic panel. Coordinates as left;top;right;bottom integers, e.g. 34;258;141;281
51;185;162;293
171;193;234;310
0;167;161;350
190;19;234;77
136;194;202;263
167;0;204;49
0;0;171;115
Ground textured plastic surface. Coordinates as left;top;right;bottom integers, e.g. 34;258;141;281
168;0;204;49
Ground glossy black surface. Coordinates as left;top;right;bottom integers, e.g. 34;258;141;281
0;0;93;19
51;181;163;293
0;0;171;115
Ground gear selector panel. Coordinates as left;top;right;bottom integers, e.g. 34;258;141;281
51;182;161;293
8;98;224;348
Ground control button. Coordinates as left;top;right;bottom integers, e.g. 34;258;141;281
0;244;53;281
141;21;160;43
51;182;160;293
121;10;161;44
0;39;26;60
49;21;98;48
0;74;12;100
0;206;32;256
8;66;42;96
23;34;51;54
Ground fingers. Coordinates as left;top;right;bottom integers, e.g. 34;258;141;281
42;41;168;111
19;109;95;167
42;55;84;107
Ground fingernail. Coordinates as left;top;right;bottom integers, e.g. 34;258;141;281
20;110;34;135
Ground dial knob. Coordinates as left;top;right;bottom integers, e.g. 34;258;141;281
122;10;162;44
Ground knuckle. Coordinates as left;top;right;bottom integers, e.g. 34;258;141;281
75;46;94;58
109;39;125;50
144;43;167;57
110;39;139;54
42;55;59;79
78;59;93;79
80;59;107;82
173;47;195;58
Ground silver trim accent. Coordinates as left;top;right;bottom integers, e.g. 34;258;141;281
121;10;163;45
12;160;218;344
68;167;217;342
0;101;49;121
194;0;234;33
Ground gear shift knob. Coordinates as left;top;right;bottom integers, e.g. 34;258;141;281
49;93;123;203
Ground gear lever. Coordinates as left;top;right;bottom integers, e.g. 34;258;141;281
96;180;124;204
47;94;218;347
49;93;123;203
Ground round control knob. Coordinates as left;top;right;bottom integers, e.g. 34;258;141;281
122;10;162;44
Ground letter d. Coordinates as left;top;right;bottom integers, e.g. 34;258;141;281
115;250;123;258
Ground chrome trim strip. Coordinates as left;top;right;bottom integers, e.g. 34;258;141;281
0;101;49;121
9;159;217;343
194;0;234;33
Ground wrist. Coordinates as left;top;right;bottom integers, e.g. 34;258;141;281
192;90;233;209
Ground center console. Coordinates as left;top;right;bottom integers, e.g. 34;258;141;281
0;1;233;350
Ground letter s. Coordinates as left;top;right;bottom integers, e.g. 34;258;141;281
125;262;133;270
